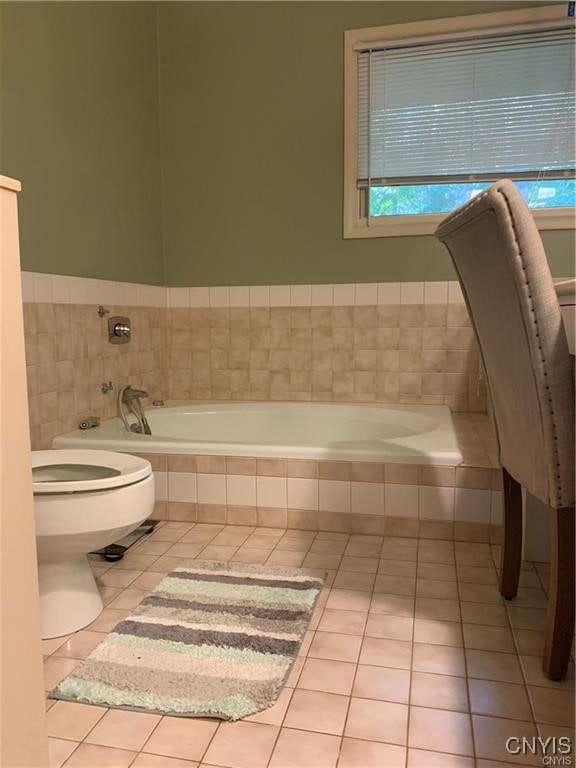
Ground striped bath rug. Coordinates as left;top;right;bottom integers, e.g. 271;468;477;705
49;560;324;720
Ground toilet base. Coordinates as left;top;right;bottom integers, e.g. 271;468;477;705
38;557;104;639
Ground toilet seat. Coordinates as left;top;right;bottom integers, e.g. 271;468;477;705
32;449;152;494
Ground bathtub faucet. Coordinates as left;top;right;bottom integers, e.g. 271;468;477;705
118;385;152;436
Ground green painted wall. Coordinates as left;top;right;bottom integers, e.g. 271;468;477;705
0;2;163;284
158;1;574;286
1;2;573;285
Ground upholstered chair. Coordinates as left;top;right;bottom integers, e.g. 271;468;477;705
435;179;575;680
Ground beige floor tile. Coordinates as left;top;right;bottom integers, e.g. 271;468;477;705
86;608;130;633
147;528;188;543
132;540;174;556
98;586;123;606
179;530;219;544
318;609;367;636
365;614;413;641
97;570;142;588
130;572;165;591
352;664;410;704
285;656;305;687
107;588;147;611
303;553;342;570
384;536;418;549
211;531;251;546
459;583;504;604
416;579;459;600
408;706;474;756
512;628;545;656
309;539;347;555
413;618;463;647
528;686;575;727
53;631;105;660
460;602;508;627
308;631;362;662
43;635;71;656
520;655;575;690
412;643;466;677
408;749;474;767
415;597;460;622
417;563;457;582
164;543;206;558
469;679;532;720
284;689;348;734
244;534;280;549
472;715;540;765
325;589;371;612
339;737;406;768
297;658;356;696
374;574;416;596
275;537;312;552
462;624;515;652
143;716;218;761
377;559;417;577
333;571;376;590
243;687;293;726
46;702;107;741
85;709;161;751
411;671;468;712
146;555;185;573
465;650;524;683
345;541;382;558
418;551;457;567
62;743;135;767
360;637;412;670
456;566;498;585
198;545;238;561
48;738;78;768
231;547;270;564
268;728;340;768
513;587;548;609
341;555;379;573
131;755;200;768
44;657;81;690
267;550;306;566
369;593;414;617
506;606;547;631
202;721;279;768
380;546;417;562
345;697;408;744
455;552;494;568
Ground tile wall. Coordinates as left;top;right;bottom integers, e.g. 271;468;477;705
143;453;504;542
23;302;167;449
21;273;487;451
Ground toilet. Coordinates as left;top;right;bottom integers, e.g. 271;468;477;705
32;449;155;639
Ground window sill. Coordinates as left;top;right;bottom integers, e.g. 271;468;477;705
343;207;575;239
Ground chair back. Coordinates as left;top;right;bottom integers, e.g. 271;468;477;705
435;179;574;508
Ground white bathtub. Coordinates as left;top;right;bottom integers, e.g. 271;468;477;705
54;402;462;465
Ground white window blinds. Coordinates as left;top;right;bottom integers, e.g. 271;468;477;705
357;26;576;187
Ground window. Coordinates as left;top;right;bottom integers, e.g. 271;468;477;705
344;5;576;237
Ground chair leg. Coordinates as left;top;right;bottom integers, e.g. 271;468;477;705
499;468;523;600
543;506;575;681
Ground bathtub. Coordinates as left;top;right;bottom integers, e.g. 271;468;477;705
54;402;462;465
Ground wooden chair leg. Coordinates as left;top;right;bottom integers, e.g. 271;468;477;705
499;468;523;600
543;506;575;681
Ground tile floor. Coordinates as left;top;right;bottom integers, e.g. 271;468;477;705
43;522;574;768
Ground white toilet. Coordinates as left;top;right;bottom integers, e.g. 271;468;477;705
32;449;155;639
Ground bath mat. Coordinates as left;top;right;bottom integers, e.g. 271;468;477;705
49;560;324;720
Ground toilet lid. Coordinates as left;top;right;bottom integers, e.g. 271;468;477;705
31;449;152;494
